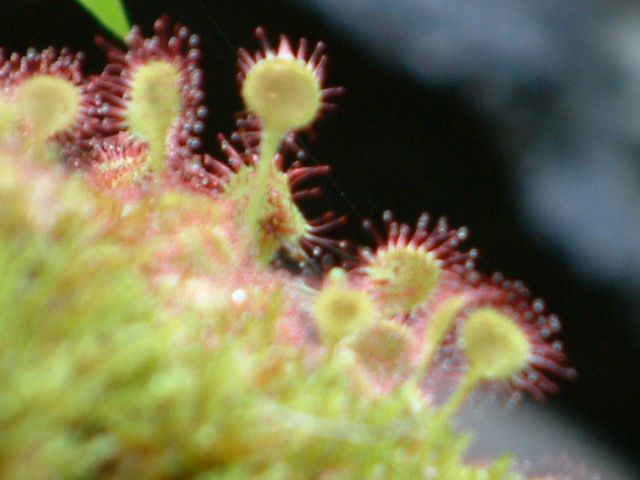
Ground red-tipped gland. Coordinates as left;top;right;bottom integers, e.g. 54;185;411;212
86;16;206;173
0;47;84;91
85;133;149;191
238;28;342;135
0;47;85;148
460;273;576;400
357;211;477;316
216;133;347;264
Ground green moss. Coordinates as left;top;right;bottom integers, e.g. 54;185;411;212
0;154;522;478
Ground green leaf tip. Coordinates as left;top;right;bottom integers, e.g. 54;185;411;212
75;0;131;42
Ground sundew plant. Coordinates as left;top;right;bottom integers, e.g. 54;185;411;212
0;2;593;479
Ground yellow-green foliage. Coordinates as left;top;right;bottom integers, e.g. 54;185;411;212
74;0;131;42
0;150;523;479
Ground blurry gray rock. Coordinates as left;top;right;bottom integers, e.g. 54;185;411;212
291;0;640;292
462;401;635;479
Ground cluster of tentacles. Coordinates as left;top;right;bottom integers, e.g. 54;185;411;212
0;12;594;479
0;14;575;407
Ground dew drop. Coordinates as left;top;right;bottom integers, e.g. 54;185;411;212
231;288;247;305
189;34;201;48
532;298;545;313
417;212;429;230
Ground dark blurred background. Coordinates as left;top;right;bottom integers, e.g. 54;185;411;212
3;0;639;475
